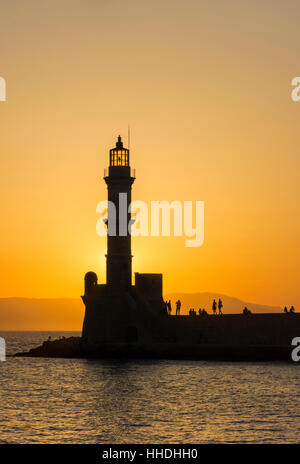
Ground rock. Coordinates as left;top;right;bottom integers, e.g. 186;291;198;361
15;337;82;358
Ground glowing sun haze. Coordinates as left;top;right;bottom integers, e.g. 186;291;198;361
0;0;299;321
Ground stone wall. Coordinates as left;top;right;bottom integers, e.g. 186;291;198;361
168;313;300;346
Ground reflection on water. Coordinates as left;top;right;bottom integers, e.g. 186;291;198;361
0;332;299;443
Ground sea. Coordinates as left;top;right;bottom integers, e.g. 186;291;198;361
0;331;299;444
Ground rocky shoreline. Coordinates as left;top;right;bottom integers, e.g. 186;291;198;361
14;336;295;362
15;337;82;358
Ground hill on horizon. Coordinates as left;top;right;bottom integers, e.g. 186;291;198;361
0;293;282;331
0;298;84;331
165;292;282;315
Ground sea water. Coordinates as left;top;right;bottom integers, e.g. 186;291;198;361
0;331;299;444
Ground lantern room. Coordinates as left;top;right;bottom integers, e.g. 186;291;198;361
109;135;129;167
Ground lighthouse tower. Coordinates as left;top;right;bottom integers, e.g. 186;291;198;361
82;134;166;351
104;135;135;291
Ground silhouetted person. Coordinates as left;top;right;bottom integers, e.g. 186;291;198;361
218;298;223;315
290;306;295;313
212;299;217;315
47;336;51;342
243;307;252;315
167;300;172;315
198;308;202;316
176;299;181;316
284;306;288;313
162;301;168;316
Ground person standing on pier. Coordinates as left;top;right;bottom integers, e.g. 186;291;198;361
218;298;223;315
212;299;217;315
175;299;181;316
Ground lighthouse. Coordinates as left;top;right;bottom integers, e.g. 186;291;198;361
104;135;135;291
81;134;165;350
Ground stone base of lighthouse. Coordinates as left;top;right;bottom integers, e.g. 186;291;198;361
81;272;174;354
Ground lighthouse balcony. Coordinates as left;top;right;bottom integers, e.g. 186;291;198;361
104;166;135;178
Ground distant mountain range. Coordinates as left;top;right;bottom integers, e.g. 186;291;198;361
0;294;282;331
165;293;282;316
0;298;84;331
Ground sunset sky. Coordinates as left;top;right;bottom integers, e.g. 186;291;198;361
1;0;299;316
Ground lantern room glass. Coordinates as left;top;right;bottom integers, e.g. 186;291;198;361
110;148;129;166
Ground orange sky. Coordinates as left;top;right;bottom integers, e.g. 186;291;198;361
0;0;299;313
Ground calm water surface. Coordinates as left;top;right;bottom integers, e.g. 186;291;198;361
0;332;299;443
